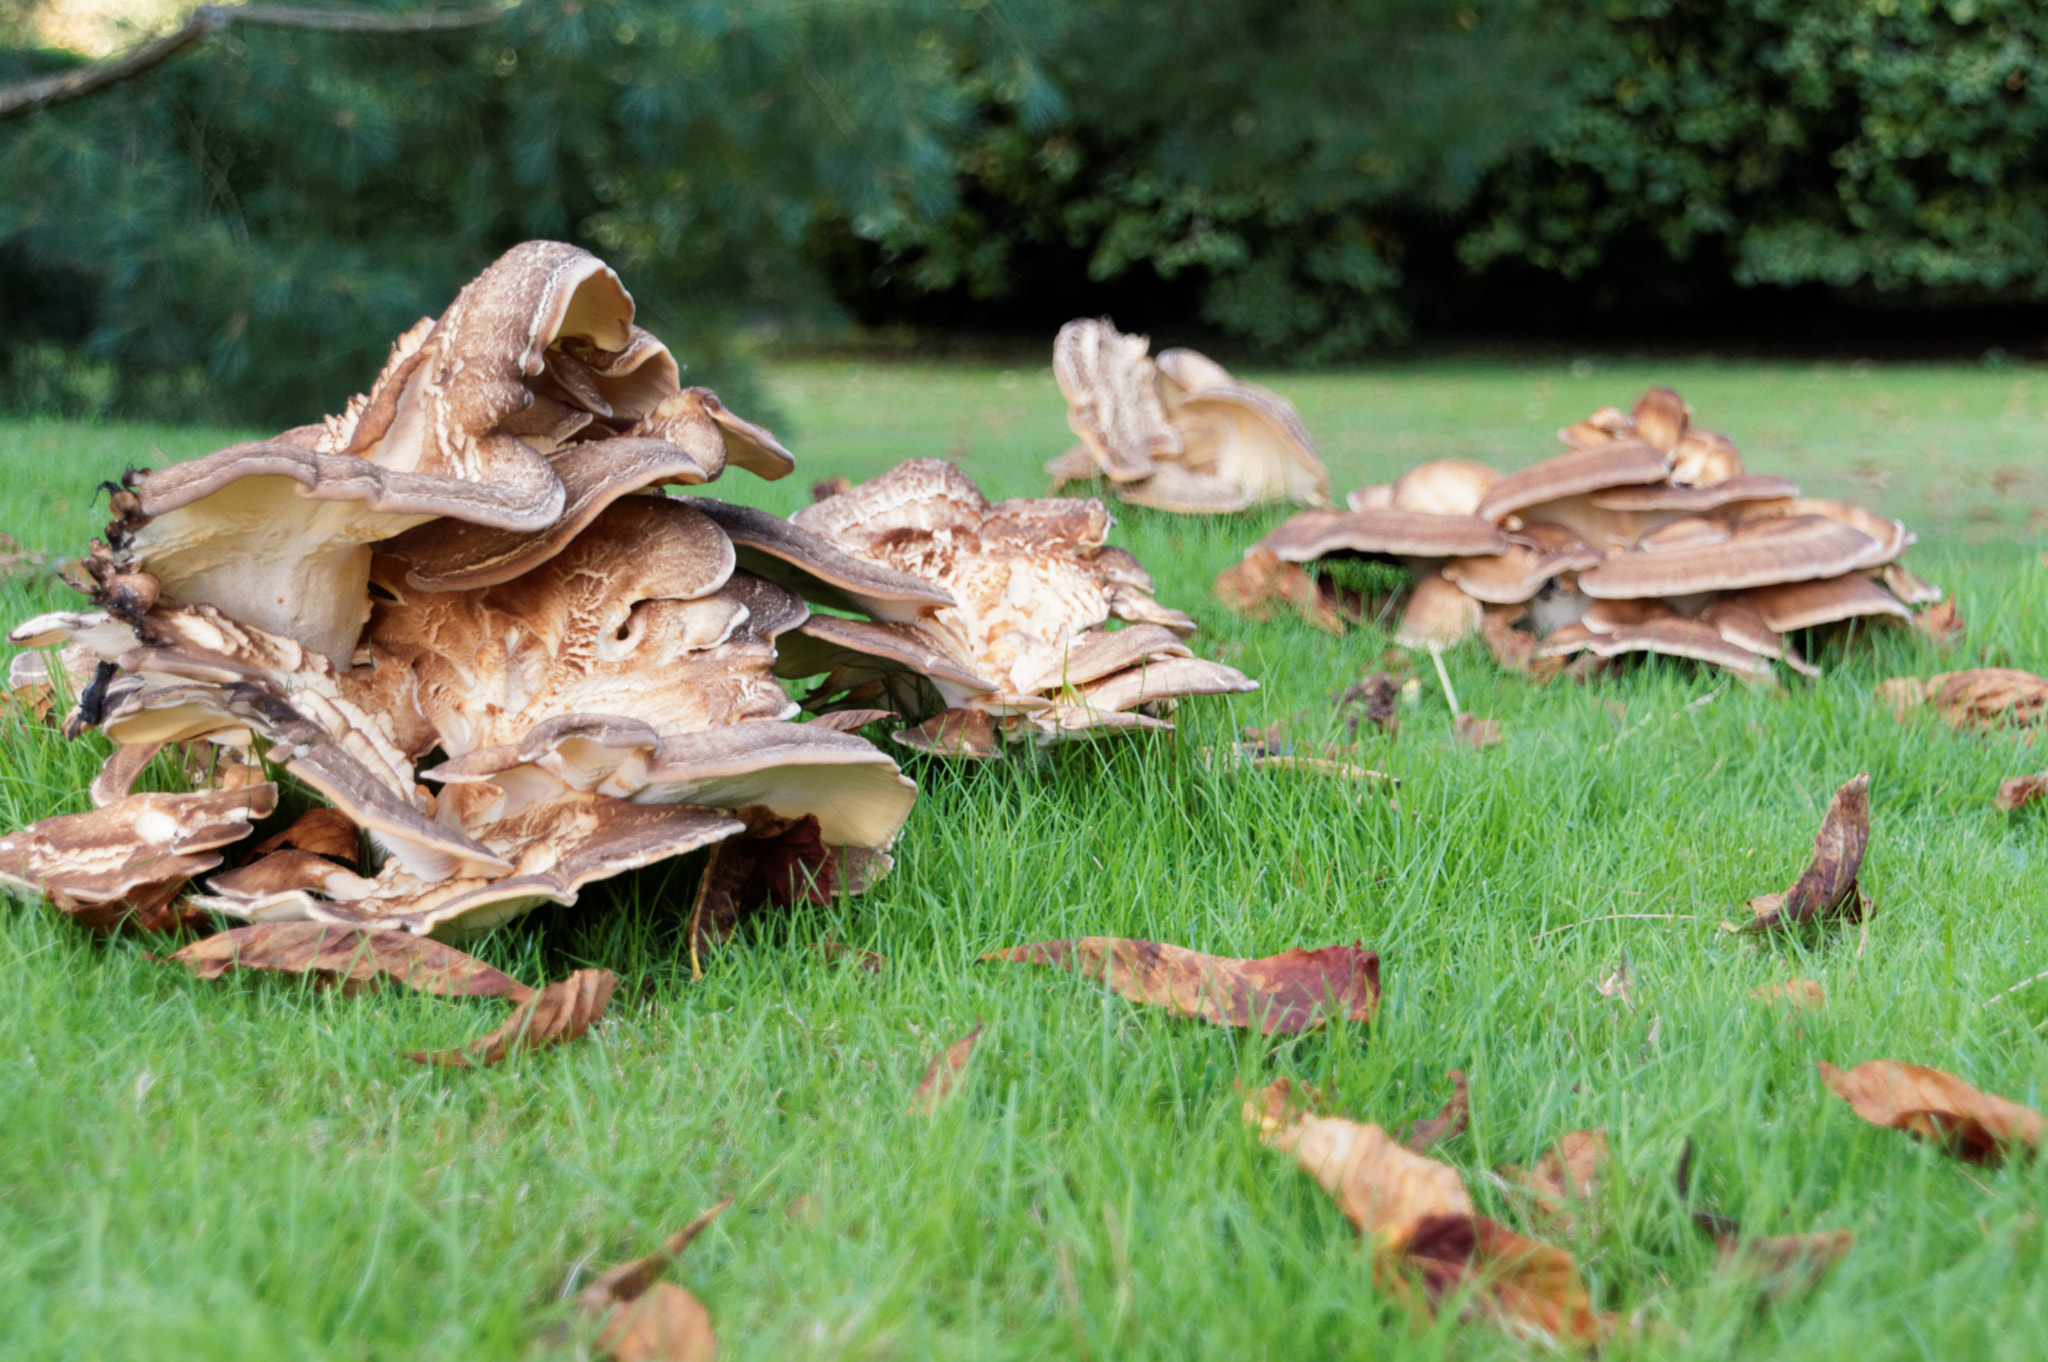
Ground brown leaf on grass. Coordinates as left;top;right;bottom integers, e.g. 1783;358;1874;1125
1750;979;1826;1010
1398;1213;1610;1346
577;1197;731;1362
1716;1229;1853;1301
908;1022;982;1115
1912;600;1965;646
167;922;532;1000
248;807;361;869
1214;550;1344;635
1818;1060;2045;1165
1239;1076;1329;1135
1480;610;1536;675
3;683;55;726
804;708;897;733
1399;1071;1470;1153
1336;670;1402;736
985;938;1379;1033
1501;1129;1608;1225
1455;713;1503;749
406;968;617;1068
688;809;887;965
1261;1111;1472;1241
812;938;887;974
1995;774;2047;812
1743;774;1870;933
1880;668;2048;731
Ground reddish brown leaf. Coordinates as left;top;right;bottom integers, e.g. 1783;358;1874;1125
1239;1076;1330;1134
406;968;616;1068
893;707;1003;758
1397;1213;1610;1346
1481;610;1536;675
1744;774;1871;932
167;922;532;1000
1716;1229;1853;1301
1911;600;1965;646
1750;979;1827;1011
249;807;361;868
688;809;885;964
1400;1071;1470;1153
3;683;55;727
577;1197;731;1362
1455;714;1503;750
805;708;897;733
1259;1111;1472;1241
1818;1060;2045;1165
986;938;1379;1034
1995;774;2047;813
908;1022;983;1115
1214;550;1345;635
1501;1129;1608;1225
1880;668;2048;731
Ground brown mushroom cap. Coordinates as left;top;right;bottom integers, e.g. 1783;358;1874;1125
1045;445;1101;491
1534;621;1598;658
1153;347;1236;394
1882;562;1944;606
1578;515;1880;599
1589;615;1773;676
1589;473;1799;512
1475;440;1672;523
1635;516;1734;553
627;721;920;849
1582;597;1676;635
1736;574;1914;632
1345;484;1395;511
1393;571;1483;648
1701;599;1819;677
1743;498;1912;568
1630;387;1690;453
1077;656;1259;713
1557;406;1632;447
1442;521;1602;604
1008;624;1192;693
0;783;277;910
628;387;796;481
1253;509;1508;563
1114;463;1256;514
1054;317;1178;482
1390;460;1504;517
774;616;1000;706
1165;379;1330;508
688;497;956;623
1669;430;1745;485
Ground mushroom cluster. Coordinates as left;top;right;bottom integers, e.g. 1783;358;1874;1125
1047;318;1330;512
1225;387;1942;678
0;241;924;938
774;459;1258;756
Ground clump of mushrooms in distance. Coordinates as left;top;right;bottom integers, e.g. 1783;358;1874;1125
1218;386;1943;679
770;458;1258;757
1;240;923;942
1047;317;1331;513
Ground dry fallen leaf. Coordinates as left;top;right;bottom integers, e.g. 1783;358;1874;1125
985;938;1379;1033
1818;1060;2045;1165
1240;1076;1329;1135
1750;979;1826;1011
1455;714;1503;749
1501;1129;1607;1226
577;1196;731;1362
407;968;617;1068
908;1022;982;1115
167;922;532;1000
1398;1212;1610;1346
1480;610;1537;675
3;683;55;727
1880;668;2048;731
1215;550;1345;635
1995;774;2047;813
1263;1111;1472;1242
1912;600;1965;646
1743;774;1870;933
247;807;362;868
1400;1071;1470;1154
804;708;898;733
1716;1229;1853;1301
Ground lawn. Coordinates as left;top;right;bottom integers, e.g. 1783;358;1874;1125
2;358;2047;1360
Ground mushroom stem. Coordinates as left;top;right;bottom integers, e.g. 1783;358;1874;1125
1427;642;1461;719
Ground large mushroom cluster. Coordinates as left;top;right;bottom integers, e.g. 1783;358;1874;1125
1046;317;1330;512
0;241;929;939
1228;387;1942;678
776;459;1258;757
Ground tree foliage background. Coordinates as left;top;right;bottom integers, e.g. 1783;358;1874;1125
2;0;2046;424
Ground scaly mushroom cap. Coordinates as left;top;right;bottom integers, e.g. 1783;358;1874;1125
687;498;957;623
1156;353;1330;507
1442;521;1602;604
1589;615;1773;676
1590;473;1798;513
370;498;799;758
1054;317;1177;482
1743;498;1913;568
1578;515;1880;599
1112;463;1257;514
1390;460;1504;517
1737;574;1915;632
627;387;797;481
1475;440;1672;523
115;243;669;663
0;783;277;912
1253;509;1508;563
1393;571;1483;648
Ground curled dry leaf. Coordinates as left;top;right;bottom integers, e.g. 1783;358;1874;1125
407;967;617;1068
577;1196;731;1362
1239;1076;1329;1135
1397;1213;1609;1347
1911;600;1965;646
1750;979;1827;1011
1501;1129;1608;1225
166;922;531;1000
1818;1060;2045;1165
985;938;1379;1034
248;806;361;868
1455;714;1503;750
3;683;55;726
1879;668;2048;731
1743;774;1870;933
908;1022;983;1116
1995;774;2047;813
804;708;897;733
1399;1071;1471;1153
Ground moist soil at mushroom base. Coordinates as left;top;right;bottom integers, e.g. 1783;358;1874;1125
1;359;2046;1361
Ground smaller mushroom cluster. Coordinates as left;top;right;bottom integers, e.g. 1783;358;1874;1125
0;242;932;939
1047;318;1330;512
776;459;1258;756
1225;387;1942;678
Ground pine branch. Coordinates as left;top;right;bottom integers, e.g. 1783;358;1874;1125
0;4;505;120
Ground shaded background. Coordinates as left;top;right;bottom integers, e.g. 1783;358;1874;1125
5;0;2048;425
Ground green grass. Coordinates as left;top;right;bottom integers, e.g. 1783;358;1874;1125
3;359;2047;1360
